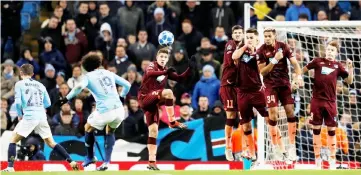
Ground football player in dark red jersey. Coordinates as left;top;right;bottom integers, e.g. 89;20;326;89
137;48;196;170
256;28;302;163
303;40;353;169
220;25;243;161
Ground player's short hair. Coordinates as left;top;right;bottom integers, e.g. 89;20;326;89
157;48;170;55
327;40;340;52
20;64;34;76
231;25;243;33
82;53;102;72
246;28;259;35
264;27;276;34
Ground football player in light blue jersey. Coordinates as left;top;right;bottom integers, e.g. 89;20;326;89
2;64;79;172
59;53;131;171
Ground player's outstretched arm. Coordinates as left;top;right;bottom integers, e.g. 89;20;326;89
232;44;248;61
14;83;23;118
344;59;354;85
66;77;89;101
113;73;131;97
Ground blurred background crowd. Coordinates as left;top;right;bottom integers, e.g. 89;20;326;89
1;0;361;162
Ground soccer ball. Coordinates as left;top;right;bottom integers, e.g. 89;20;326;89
158;30;174;46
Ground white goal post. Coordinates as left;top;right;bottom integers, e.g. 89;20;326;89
244;3;361;169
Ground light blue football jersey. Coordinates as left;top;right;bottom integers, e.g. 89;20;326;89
14;78;50;120
66;69;131;114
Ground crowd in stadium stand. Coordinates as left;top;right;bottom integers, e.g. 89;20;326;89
1;0;361;162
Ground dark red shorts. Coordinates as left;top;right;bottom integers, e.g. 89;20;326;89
138;89;163;126
237;89;268;124
310;98;337;127
264;85;294;108
219;86;237;111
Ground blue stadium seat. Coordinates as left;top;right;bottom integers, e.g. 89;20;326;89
21;13;31;31
21;2;39;19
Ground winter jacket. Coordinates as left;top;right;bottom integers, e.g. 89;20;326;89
285;4;311;21
146;19;173;47
267;4;289;19
128;42;157;67
1;65;20;99
39;49;67;72
191;75;220;109
1;1;23;38
178;29;203;57
52;111;80;129
39;27;64;53
99;14;123;40
95;23;116;62
40;77;56;93
84;16;100;51
210;6;235;34
64;29;88;64
75;13;89;32
117;4;145;36
16;58;40;75
110;56;133;77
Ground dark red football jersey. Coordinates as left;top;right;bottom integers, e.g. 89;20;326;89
139;61;190;95
306;58;348;102
256;41;293;88
221;40;239;86
237;48;262;92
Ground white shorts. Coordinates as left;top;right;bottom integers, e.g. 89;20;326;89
87;107;125;130
14;119;52;139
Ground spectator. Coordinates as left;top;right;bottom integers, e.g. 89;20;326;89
285;0;311;21
322;0;343;21
180;0;209;37
120;97;147;138
170;47;189;74
64;19;88;65
39;16;63;53
40;64;57;93
39;37;67;73
253;0;272;20
347;89;361;123
98;2;122;41
122;66;142;97
275;14;286;21
210;26;228;63
117;38;128;48
209;100;225;118
350;1;361;20
128;30;157;68
117;0;144;36
41;6;66;29
16;48;41;77
58;0;71;23
191;96;211;119
75;1;89;32
192;65;220;109
178;19;203;57
127;34;137;45
67;65;84;89
199;49;221;78
180;93;192;108
95;23;116;62
140;60;151;75
210;0;235;35
268;0;289;20
51;83;70;116
238;8;257;28
107;64;117;74
146;8;173;47
166;79;187;107
340;12;350;21
298;13;309;21
25;138;46;161
1;98;12;132
1;59;19;100
110;46;133;76
88;1;98;17
85;14;100;51
49;72;66;106
177;104;194;123
73;97;89;135
147;0;176;26
53;103;80;136
195;37;217;62
1;1;23;62
317;10;328;21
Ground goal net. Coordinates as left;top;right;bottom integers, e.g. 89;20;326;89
255;21;361;169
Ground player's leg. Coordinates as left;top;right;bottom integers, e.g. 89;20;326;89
309;99;323;169
161;89;186;129
147;122;160;170
324;102;338;170
220;86;237;161
280;86;297;161
265;88;282;151
97;107;126;171
37;120;79;170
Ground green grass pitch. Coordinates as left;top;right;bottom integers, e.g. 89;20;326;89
2;170;361;175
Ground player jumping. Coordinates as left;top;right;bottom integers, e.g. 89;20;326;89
138;48;195;170
2;64;79;172
256;28;302;163
232;28;268;166
59;53;131;171
220;25;243;161
303;40;353;169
